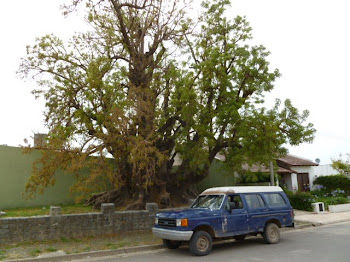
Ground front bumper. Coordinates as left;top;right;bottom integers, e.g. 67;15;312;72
152;227;193;241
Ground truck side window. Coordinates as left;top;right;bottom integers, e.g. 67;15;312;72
264;193;286;207
245;194;265;209
227;195;243;209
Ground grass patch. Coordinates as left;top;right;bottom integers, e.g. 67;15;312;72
82;247;91;252
105;242;128;249
45;247;58;252
60;237;82;243
29;249;41;257
105;243;117;249
0;231;160;261
2;204;95;218
2;207;50;217
0;250;7;261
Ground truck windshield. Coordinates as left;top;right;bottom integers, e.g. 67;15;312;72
190;195;224;209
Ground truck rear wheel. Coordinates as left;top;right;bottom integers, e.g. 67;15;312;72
163;239;181;249
189;230;213;256
263;223;280;244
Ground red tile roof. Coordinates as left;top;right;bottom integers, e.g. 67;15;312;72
242;164;295;174
277;154;318;166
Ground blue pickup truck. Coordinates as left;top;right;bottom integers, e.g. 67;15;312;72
152;186;294;256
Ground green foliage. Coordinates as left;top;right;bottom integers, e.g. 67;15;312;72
0;250;7;260
18;0;315;207
236;171;270;183
332;154;350;175
314;196;349;210
45;247;58;253
2;204;94;218
29;249;41;257
285;191;314;211
285;186;350;211
313;174;350;195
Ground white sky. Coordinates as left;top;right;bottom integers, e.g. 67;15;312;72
1;0;349;165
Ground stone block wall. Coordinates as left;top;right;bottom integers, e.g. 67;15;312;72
0;203;159;244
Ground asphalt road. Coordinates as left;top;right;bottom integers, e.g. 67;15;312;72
68;222;350;262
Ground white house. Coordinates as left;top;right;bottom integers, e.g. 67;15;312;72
177;152;338;192
277;155;338;191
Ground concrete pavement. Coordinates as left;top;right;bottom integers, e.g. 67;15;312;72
294;209;350;226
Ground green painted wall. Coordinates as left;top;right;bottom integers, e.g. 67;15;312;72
195;159;236;193
0;146;243;209
0;146;77;209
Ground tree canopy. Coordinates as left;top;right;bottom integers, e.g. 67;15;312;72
19;0;315;209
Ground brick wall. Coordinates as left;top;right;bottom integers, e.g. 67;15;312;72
0;203;159;244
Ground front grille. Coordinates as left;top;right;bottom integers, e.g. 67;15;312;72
158;218;176;228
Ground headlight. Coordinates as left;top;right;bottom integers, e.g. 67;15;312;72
155;218;158;225
176;218;188;227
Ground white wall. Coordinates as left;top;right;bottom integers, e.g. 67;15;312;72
291;173;298;191
291;165;338;190
282;165;338;191
289;166;313;191
309;165;338;189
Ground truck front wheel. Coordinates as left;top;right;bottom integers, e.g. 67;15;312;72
189;230;213;256
263;223;280;244
163;239;181;249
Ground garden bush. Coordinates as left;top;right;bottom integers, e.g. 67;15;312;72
311;188;346;198
284;186;350;211
285;191;314;211
313;174;350;195
315;196;349;210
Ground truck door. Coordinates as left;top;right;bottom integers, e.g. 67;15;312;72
243;193;269;232
223;194;249;236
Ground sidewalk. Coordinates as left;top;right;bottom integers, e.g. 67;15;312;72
294;209;350;226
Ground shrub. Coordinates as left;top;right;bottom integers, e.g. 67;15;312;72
313;174;350;195
283;182;350;211
286;191;315;211
315;196;349;210
311;188;346;198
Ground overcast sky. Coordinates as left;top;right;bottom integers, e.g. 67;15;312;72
1;0;349;165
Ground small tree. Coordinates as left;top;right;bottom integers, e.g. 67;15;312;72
332;154;350;176
19;0;315;209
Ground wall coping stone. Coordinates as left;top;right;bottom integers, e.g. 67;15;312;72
101;203;115;214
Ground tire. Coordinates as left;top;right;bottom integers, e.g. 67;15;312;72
189;230;213;256
263;223;280;244
162;239;182;249
233;235;246;241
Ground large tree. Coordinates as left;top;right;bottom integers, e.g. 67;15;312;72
19;0;315;209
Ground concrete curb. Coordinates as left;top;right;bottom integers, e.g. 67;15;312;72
294;220;323;229
309;219;350;227
5;244;165;262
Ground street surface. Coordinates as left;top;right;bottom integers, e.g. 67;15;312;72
68;222;350;262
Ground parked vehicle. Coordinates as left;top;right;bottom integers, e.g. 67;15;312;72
152;186;294;256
